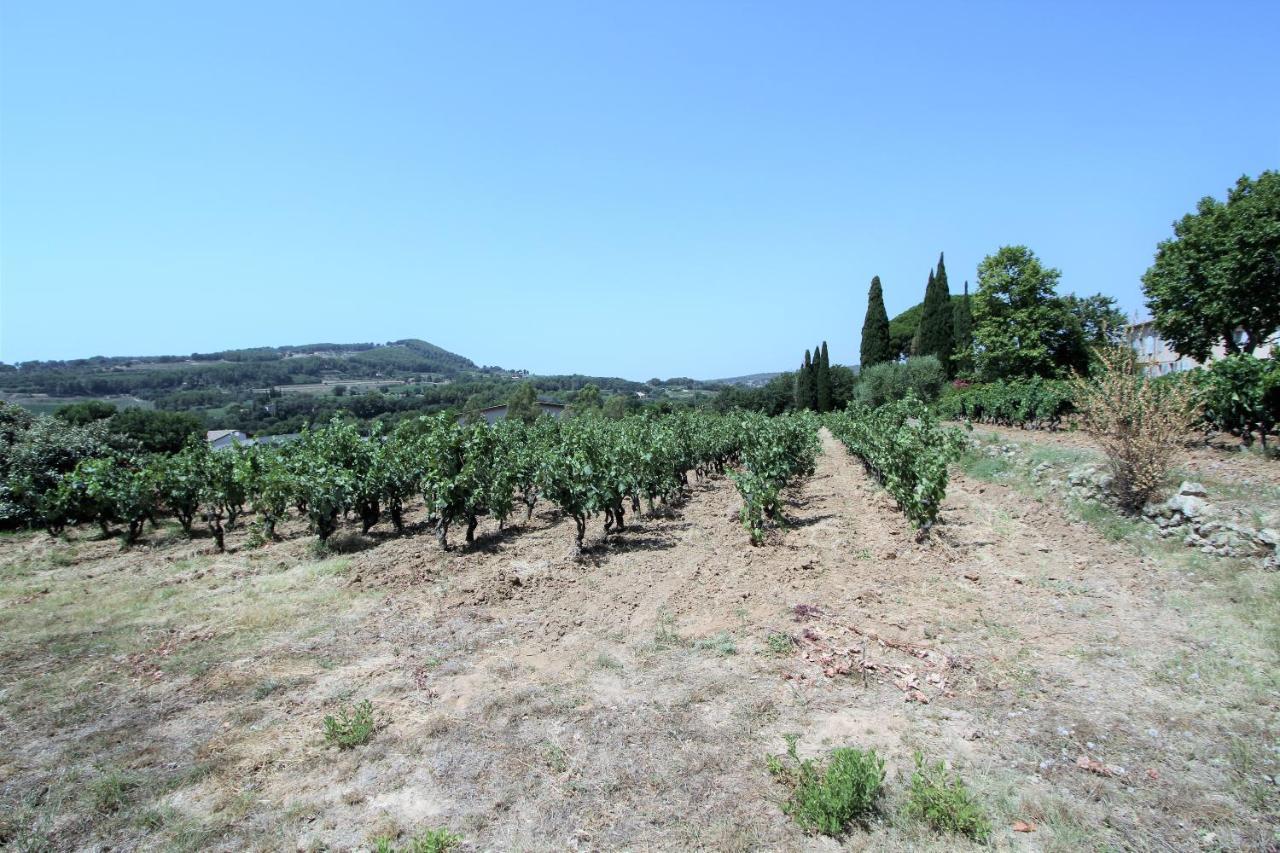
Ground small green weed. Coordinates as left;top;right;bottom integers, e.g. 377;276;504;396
542;742;569;773
765;631;795;655
594;651;623;670
767;735;884;836
694;631;737;656
373;827;462;853
89;768;136;814
653;609;682;649
903;752;991;843
322;699;377;749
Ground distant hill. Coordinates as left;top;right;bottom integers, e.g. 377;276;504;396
0;338;479;398
710;372;782;388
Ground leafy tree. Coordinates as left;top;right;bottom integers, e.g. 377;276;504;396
1143;171;1280;361
972;246;1077;380
952;281;974;377
54;400;117;425
109;409;203;454
829;365;856;410
915;254;955;376
505;382;541;424
568;383;603;416
460;394;485;424
860;276;894;367
855;356;946;408
602;394;633;420
0;408;112;532
1056;293;1128;374
816;342;832;412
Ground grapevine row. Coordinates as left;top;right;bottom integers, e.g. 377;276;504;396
824;399;966;530
12;409;821;553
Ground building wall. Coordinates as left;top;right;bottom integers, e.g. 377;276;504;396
1126;322;1276;376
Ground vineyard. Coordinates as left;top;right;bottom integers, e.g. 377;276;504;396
2;401;1278;851
3;408;830;554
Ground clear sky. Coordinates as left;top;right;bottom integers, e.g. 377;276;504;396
1;2;1277;378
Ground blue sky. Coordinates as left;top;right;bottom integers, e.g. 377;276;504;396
2;1;1277;378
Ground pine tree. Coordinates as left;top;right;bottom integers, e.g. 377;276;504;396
816;341;832;412
916;253;955;375
952;280;975;377
911;269;934;356
860;276;893;368
795;349;813;410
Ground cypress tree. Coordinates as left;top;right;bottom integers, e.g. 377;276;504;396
795;349;813;410
860;276;893;368
816;341;832;412
952;280;975;377
810;342;823;410
916;253;955;375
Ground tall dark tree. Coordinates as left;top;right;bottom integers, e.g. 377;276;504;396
795;350;814;410
952;280;974;377
860;276;894;368
816;341;832;412
916;253;955;376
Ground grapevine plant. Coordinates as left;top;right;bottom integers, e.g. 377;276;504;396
825;398;966;531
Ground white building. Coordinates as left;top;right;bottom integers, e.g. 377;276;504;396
1126;320;1276;376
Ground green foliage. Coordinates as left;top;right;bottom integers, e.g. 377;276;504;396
816;342;832;412
89;769;136;814
916;254;955;376
795;350;815;411
0;406;113;533
108;408;204;454
888;301;926;362
767;737;884;836
972;246;1074;380
373;828;462;853
728;411;821;544
855;356;946;408
54;400;117;425
1143;171;1280;361
568;383;603;415
860;276;895;368
951;281;975;377
156;443;208;534
765;631;795;655
322;699;377;749
903;753;992;843
1193;354;1280;446
826;398;966;529
941;378;1074;430
505;381;542;424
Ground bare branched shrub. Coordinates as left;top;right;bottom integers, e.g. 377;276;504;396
1070;346;1201;511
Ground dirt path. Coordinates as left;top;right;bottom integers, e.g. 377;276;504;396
2;429;1276;850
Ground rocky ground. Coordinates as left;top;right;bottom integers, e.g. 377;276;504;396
1;429;1277;851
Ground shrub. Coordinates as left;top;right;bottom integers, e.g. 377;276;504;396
1070;346;1200;511
767;736;884;836
855;356;945;408
903;753;992;843
1194;354;1280;448
322;699;377;749
940;377;1074;430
